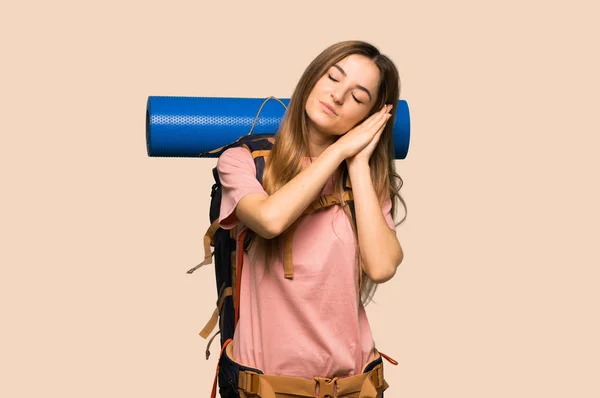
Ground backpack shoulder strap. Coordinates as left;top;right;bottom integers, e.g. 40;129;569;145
237;133;274;185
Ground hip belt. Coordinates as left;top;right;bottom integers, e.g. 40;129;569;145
216;339;393;398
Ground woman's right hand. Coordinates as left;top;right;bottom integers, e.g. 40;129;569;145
333;104;392;159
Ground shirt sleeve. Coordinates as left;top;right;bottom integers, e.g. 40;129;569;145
381;196;396;231
216;146;269;230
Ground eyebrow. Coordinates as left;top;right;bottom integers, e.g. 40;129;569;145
332;64;373;102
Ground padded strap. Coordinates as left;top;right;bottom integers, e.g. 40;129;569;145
228;340;386;397
251;149;271;159
356;373;379;398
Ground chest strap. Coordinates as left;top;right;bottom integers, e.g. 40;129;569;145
282;189;354;279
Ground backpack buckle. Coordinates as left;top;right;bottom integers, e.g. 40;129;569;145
239;371;260;395
314;376;338;398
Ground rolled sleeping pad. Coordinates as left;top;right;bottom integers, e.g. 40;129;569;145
146;96;410;159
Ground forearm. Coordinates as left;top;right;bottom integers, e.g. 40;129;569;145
265;144;345;235
348;161;403;283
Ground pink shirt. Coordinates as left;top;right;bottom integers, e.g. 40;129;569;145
216;146;396;379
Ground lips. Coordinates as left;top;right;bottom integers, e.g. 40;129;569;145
319;101;337;116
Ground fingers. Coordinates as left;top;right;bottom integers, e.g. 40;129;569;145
374;119;387;138
365;115;389;151
365;120;386;150
372;105;393;132
365;104;393;129
363;104;387;123
379;104;393;117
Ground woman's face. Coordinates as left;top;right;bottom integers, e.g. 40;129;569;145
305;54;381;138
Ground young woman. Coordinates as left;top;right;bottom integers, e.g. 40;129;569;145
215;40;406;398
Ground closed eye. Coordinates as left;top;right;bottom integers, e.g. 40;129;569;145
328;74;364;104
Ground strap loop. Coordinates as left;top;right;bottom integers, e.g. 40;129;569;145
186;219;220;274
239;371;261;395
199;286;232;338
378;351;399;365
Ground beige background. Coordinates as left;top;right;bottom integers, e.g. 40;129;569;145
1;0;598;397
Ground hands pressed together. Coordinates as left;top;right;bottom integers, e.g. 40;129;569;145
334;104;393;168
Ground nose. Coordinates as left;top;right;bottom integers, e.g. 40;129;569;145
331;91;343;105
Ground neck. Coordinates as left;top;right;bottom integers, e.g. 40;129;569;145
306;119;337;158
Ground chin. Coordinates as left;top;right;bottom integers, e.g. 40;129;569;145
307;102;337;133
307;114;336;135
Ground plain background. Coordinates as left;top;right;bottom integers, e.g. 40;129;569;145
1;0;598;397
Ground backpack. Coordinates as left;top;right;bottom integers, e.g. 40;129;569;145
185;132;357;396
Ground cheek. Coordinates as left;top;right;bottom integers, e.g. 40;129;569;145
335;116;361;135
343;109;369;129
307;82;324;106
309;81;325;100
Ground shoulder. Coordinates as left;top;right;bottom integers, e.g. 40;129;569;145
217;146;254;173
219;146;253;162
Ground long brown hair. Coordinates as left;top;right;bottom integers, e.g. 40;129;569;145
249;40;406;306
